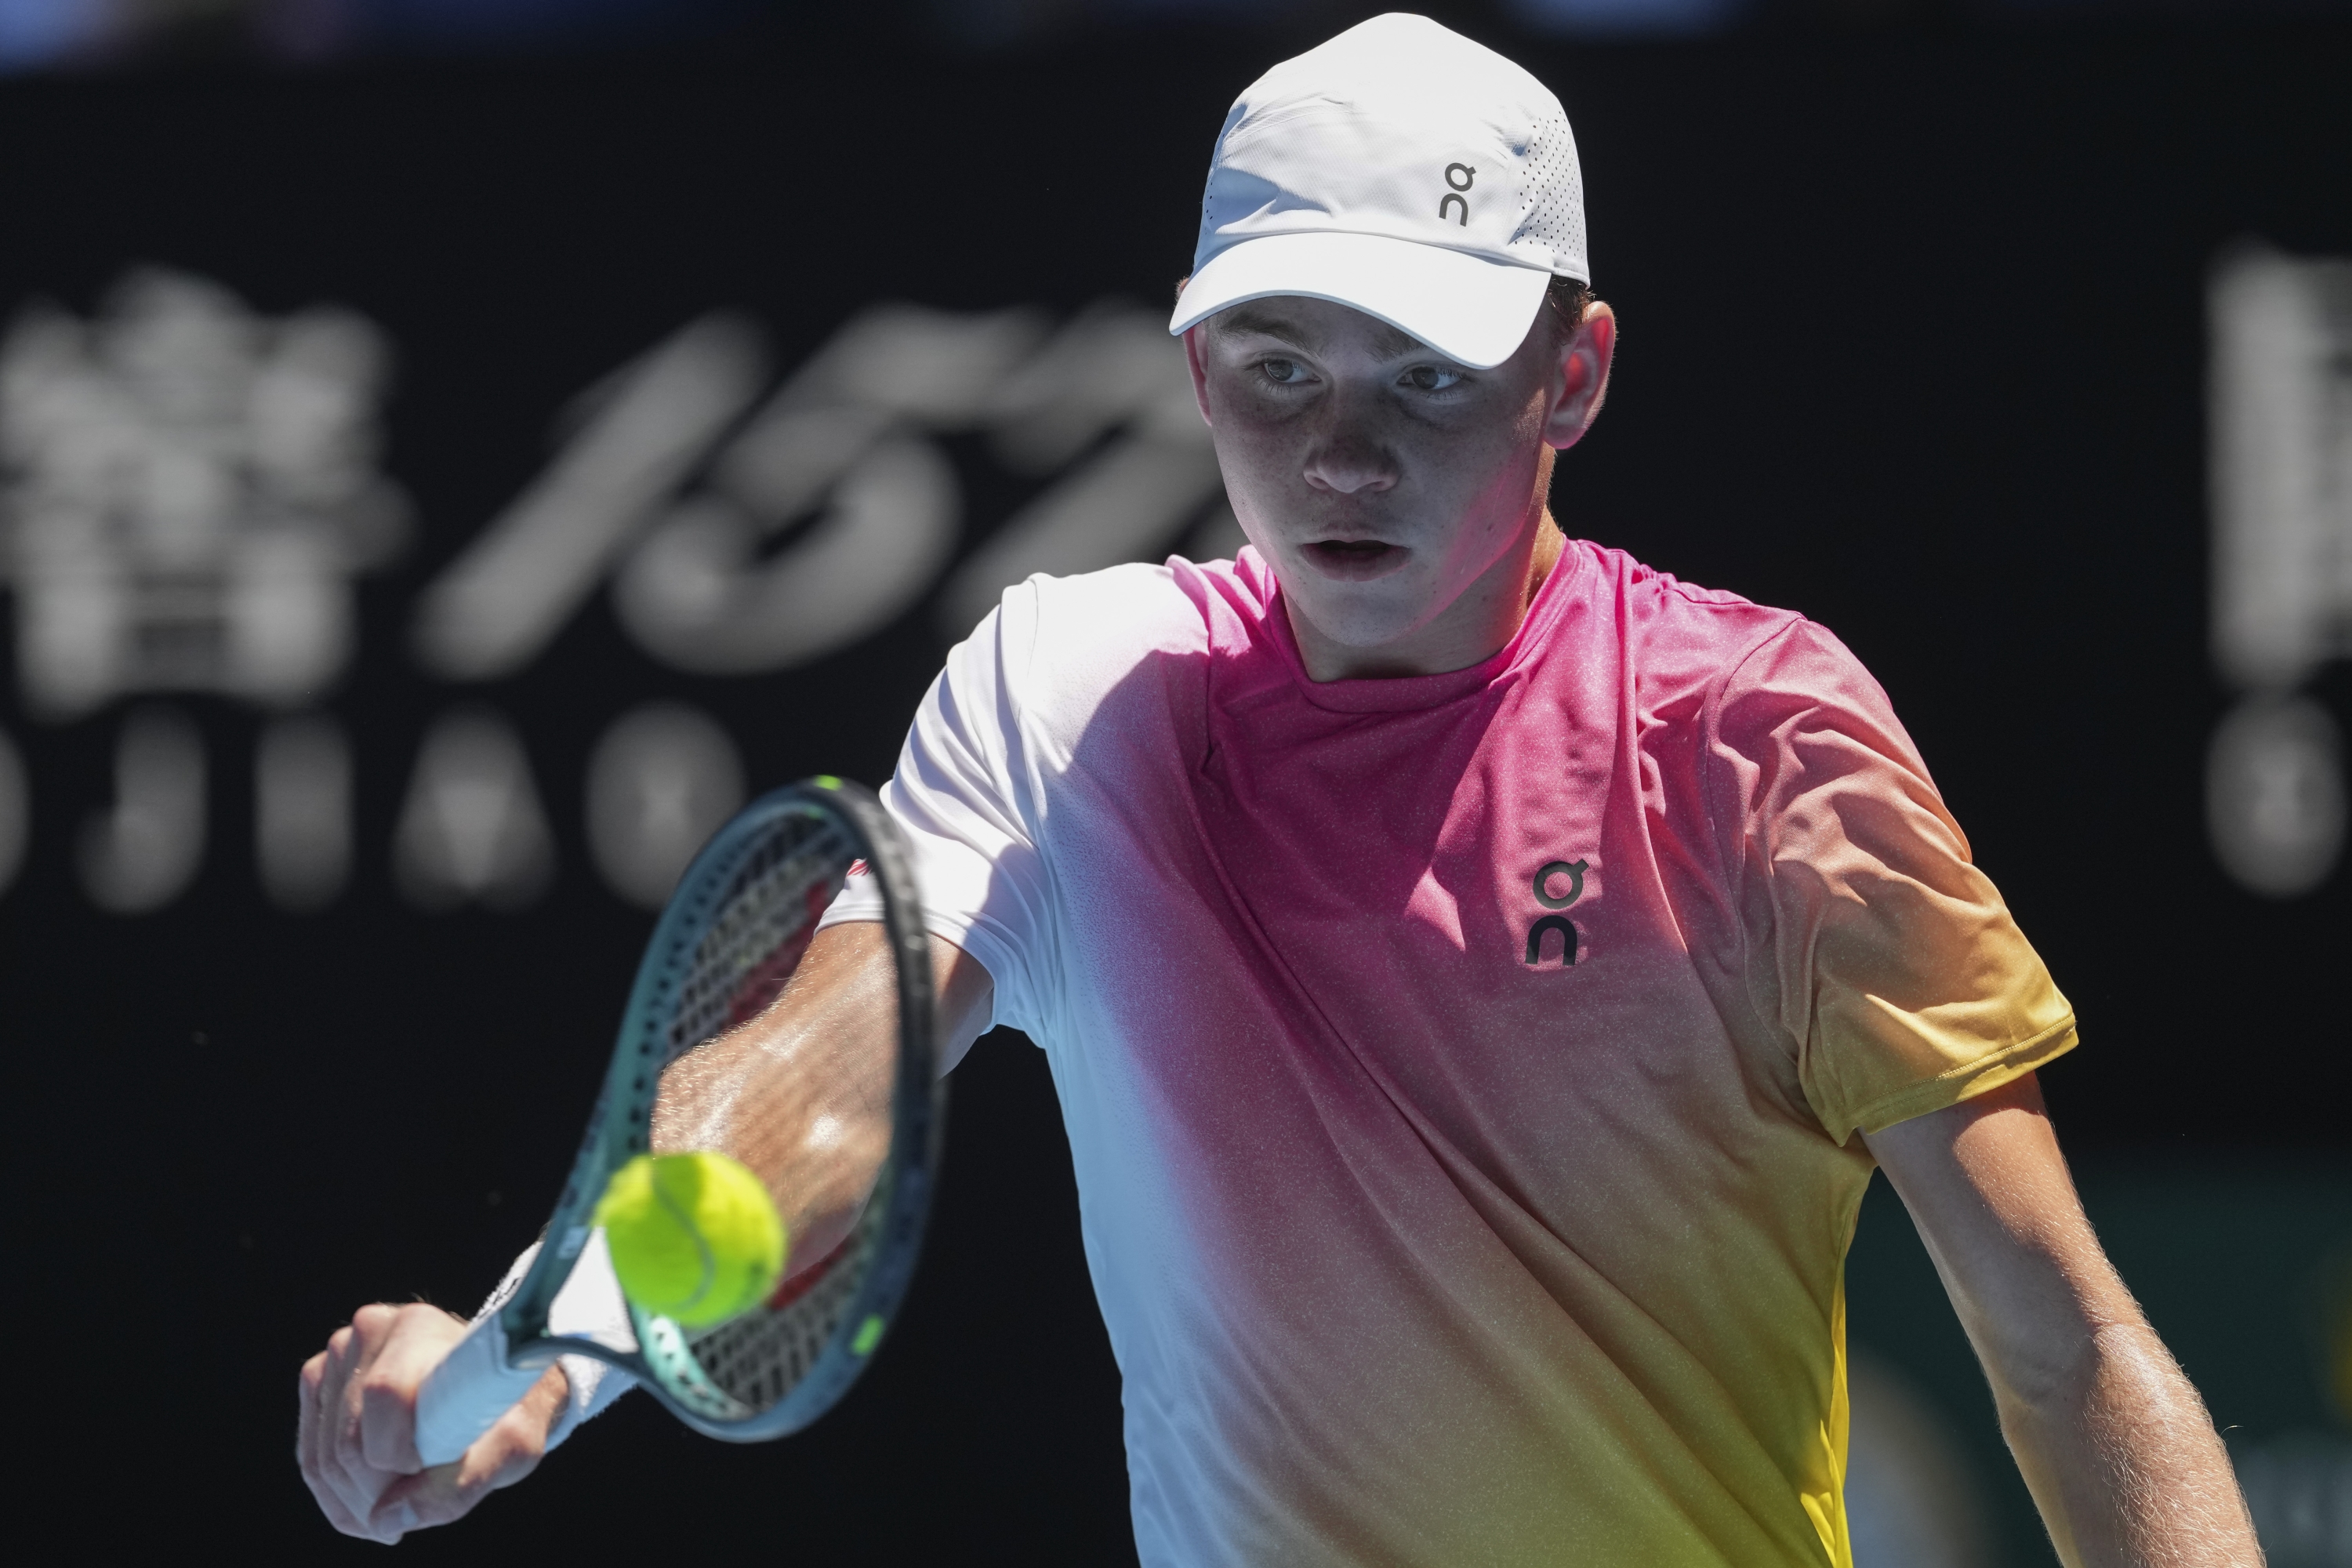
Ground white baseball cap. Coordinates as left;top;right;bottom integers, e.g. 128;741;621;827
1168;13;1589;371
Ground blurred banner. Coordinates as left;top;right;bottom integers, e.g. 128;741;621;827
9;0;2352;71
0;15;2344;1564
2205;247;2352;898
0;273;1232;915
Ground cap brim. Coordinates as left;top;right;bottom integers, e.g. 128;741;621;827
1168;231;1554;370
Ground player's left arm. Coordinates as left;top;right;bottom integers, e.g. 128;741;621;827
1864;1073;2263;1568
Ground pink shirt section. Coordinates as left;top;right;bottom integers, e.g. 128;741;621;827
833;541;2074;1566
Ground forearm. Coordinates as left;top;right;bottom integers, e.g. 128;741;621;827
1994;1318;2260;1568
651;924;989;1275
652;922;902;1272
1870;1080;2265;1568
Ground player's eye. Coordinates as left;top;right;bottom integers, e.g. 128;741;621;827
1259;357;1308;386
1401;365;1466;393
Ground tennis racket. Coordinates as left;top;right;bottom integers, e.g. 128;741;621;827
414;775;941;1464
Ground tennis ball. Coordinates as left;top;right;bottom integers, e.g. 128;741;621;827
594;1151;787;1328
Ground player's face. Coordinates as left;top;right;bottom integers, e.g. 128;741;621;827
1185;293;1612;676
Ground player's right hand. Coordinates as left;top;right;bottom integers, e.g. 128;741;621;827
297;1302;568;1543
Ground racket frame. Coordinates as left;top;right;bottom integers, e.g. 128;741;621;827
477;776;938;1443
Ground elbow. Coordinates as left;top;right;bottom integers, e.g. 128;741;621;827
1988;1329;2094;1415
1987;1312;2161;1416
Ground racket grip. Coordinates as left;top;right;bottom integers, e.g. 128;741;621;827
414;1312;548;1468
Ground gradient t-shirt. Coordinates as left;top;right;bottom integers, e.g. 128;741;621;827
844;540;2075;1566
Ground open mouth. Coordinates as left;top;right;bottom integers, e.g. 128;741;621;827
1303;539;1404;579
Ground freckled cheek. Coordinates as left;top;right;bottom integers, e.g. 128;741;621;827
1397;433;1522;546
1462;408;1543;486
1208;418;1308;504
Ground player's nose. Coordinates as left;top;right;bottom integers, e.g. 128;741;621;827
1300;423;1399;496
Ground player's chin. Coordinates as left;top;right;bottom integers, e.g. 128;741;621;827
1286;582;1441;653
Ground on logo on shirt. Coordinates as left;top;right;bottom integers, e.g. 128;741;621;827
1526;858;1587;966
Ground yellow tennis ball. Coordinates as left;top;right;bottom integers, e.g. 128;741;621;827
594;1151;787;1328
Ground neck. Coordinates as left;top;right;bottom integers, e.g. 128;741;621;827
1287;511;1566;682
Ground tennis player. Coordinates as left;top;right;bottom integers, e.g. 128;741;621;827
300;15;2263;1564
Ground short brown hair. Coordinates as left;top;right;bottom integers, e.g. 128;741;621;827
1544;274;1595;340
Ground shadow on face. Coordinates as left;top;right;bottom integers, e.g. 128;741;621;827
1181;293;1602;676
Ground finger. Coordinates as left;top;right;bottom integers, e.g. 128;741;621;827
296;1349;325;1482
446;1365;561;1501
309;1328;406;1542
297;1348;370;1540
473;1365;568;1491
368;1465;452;1539
371;1454;521;1537
310;1326;379;1525
365;1366;564;1537
325;1309;408;1531
357;1306;464;1474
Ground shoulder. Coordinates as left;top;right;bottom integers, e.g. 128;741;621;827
991;554;1253;660
1018;554;1248;633
1551;543;1908;761
1559;539;1814;702
1704;613;1933;800
961;552;1261;726
1608;544;1800;648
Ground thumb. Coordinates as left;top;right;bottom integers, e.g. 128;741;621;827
362;1359;565;1538
365;1427;543;1538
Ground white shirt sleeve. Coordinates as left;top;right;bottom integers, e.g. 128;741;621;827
817;583;1055;1039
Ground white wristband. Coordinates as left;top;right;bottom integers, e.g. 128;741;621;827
476;1231;641;1450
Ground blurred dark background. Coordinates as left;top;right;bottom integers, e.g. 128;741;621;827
1;2;2346;1563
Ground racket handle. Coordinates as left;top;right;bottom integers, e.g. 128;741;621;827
414;1312;548;1468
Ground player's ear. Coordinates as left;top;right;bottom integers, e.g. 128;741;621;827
1543;299;1615;452
1179;286;1215;430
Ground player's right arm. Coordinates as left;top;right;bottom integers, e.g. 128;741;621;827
295;926;993;1543
652;924;996;1283
1867;1075;2263;1567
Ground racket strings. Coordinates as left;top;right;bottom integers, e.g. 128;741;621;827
690;1173;897;1410
688;1219;865;1408
657;809;887;1416
663;817;855;1069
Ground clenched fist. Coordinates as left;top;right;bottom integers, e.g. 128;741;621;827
296;1301;567;1542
